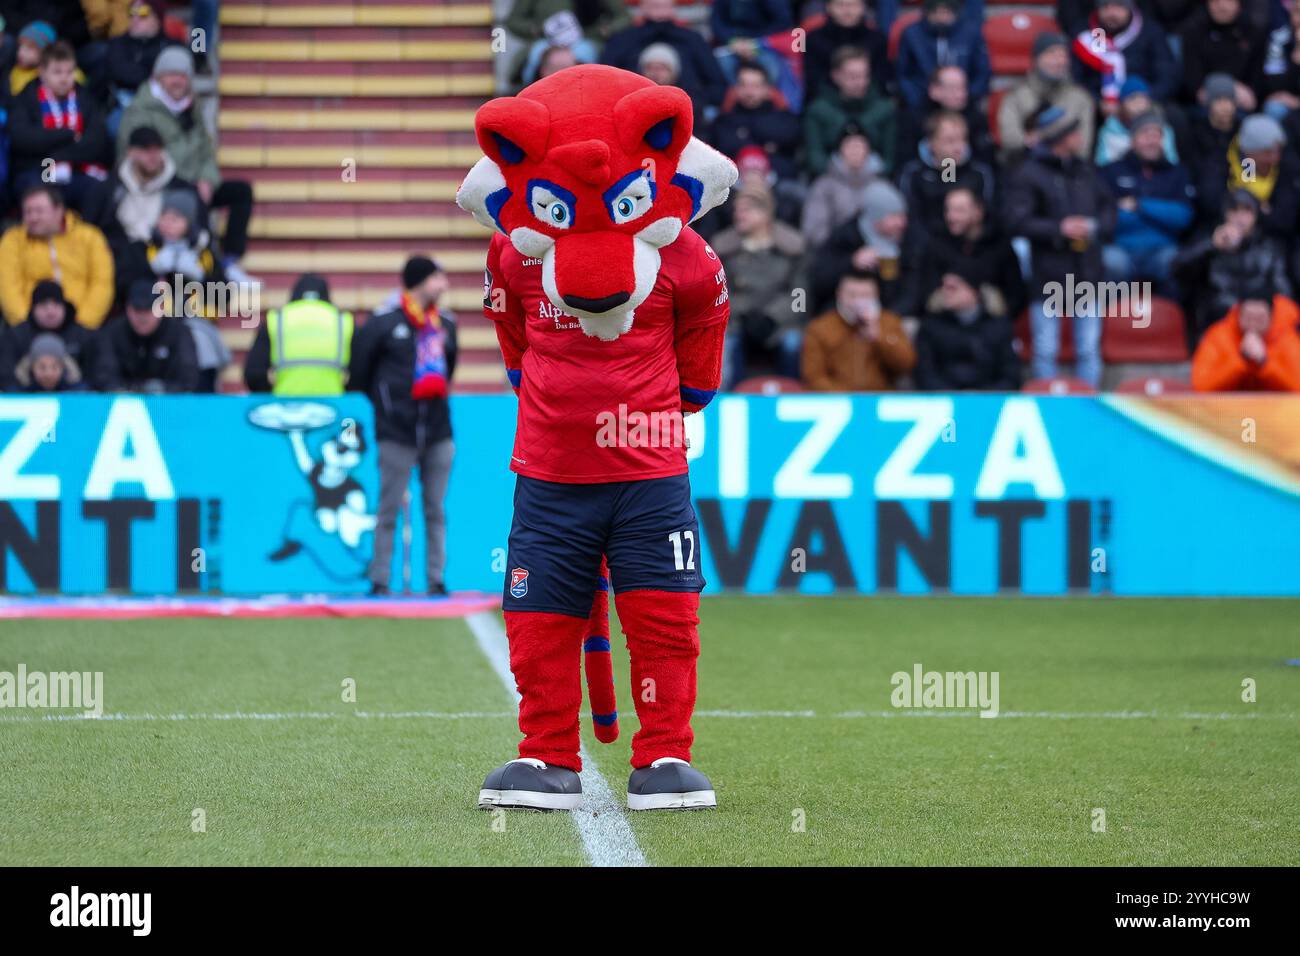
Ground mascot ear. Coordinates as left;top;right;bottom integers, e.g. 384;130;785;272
673;137;739;224
475;96;551;167
612;85;693;161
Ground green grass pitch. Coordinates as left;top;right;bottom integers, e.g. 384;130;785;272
1;597;1297;866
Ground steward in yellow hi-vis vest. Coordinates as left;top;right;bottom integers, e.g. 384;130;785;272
245;274;353;395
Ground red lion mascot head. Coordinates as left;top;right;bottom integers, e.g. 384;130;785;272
456;64;738;340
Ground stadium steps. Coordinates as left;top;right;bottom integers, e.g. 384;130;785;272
217;0;506;392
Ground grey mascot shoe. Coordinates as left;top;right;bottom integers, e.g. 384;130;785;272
478;757;582;811
627;757;717;810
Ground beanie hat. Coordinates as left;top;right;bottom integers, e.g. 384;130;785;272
29;333;68;362
127;125;164;149
1128;110;1164;137
1238;113;1286;153
859;180;907;224
153;45;194;78
401;255;440;290
19;20;56;50
542;10;582;47
1031;32;1068;59
161;188;199;224
734;144;772;178
1224;188;1260;214
1119;76;1150;100
1202;72;1237;106
638;42;681;77
290;273;330;302
734;181;776;216
1034;105;1081;144
30;280;65;308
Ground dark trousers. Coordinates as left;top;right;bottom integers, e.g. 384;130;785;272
211;179;253;259
369;438;454;589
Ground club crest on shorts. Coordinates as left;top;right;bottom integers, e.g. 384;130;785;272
510;567;529;598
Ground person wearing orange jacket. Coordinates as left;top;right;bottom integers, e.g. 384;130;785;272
1191;290;1300;392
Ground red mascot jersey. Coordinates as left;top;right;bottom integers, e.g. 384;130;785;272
485;227;729;484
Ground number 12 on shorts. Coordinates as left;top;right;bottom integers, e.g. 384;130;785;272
668;530;696;571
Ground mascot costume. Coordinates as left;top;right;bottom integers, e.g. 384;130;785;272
457;64;737;811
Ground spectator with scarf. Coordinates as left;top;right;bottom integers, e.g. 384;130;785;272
348;256;459;597
7;40;112;227
1072;0;1179;105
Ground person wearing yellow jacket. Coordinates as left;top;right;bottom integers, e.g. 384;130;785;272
0;184;115;329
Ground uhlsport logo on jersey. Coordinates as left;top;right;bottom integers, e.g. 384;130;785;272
510;567;529;598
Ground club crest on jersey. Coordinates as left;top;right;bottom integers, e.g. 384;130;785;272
510;567;530;598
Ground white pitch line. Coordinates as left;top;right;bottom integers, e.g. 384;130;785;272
0;710;516;723
465;610;647;868
697;709;1292;720
1;708;1288;725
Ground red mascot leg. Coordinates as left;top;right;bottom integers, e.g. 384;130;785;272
583;558;620;743
503;610;585;772
614;589;699;768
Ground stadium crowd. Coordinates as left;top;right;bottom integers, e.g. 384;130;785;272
503;0;1300;392
0;0;248;393
2;0;1300;396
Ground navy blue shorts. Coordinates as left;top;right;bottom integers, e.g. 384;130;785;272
503;473;704;617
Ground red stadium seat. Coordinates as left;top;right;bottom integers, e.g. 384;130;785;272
732;375;806;395
987;88;1007;145
1101;296;1188;363
983;12;1060;76
1014;308;1077;364
1021;377;1098;395
888;12;922;60
1115;376;1194;395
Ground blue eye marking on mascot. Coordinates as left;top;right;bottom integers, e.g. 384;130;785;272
602;168;657;224
527;179;578;229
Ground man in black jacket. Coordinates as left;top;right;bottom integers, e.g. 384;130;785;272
709;62;802;181
0;280;97;390
348;257;459;596
1178;0;1266;105
1004;107;1117;386
919;187;1026;322
914;268;1022;391
896;109;998;240
7;40;112;227
95;278;199;392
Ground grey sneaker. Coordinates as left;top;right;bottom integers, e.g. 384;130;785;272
478;757;582;811
627;757;716;811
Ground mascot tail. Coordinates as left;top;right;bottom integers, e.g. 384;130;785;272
583;557;619;743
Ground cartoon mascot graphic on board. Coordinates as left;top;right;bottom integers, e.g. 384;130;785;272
457;64;737;810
